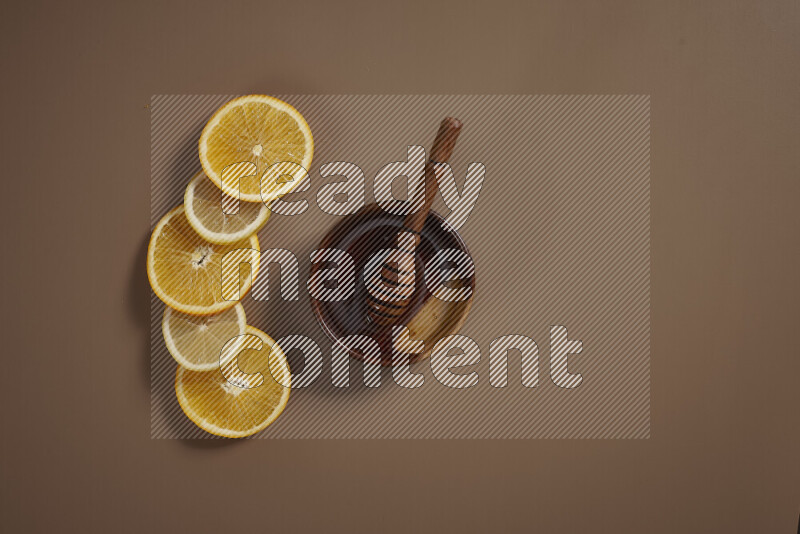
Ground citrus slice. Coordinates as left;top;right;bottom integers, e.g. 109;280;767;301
184;171;270;244
162;303;246;371
198;95;313;203
175;326;292;438
147;205;260;315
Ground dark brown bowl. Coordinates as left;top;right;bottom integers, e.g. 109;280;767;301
310;204;475;366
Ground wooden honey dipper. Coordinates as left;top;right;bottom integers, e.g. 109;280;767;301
366;117;463;326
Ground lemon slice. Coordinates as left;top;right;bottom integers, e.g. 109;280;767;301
147;205;260;315
198;95;313;203
184;172;270;244
175;326;292;438
162;304;246;371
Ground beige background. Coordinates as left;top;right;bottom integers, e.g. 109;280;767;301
1;0;798;532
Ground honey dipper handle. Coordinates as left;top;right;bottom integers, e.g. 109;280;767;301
403;117;463;234
430;116;463;163
365;117;463;326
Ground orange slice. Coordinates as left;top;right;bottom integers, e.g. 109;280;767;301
184;171;270;245
162;304;246;371
198;95;313;204
147;205;260;315
175;326;292;438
